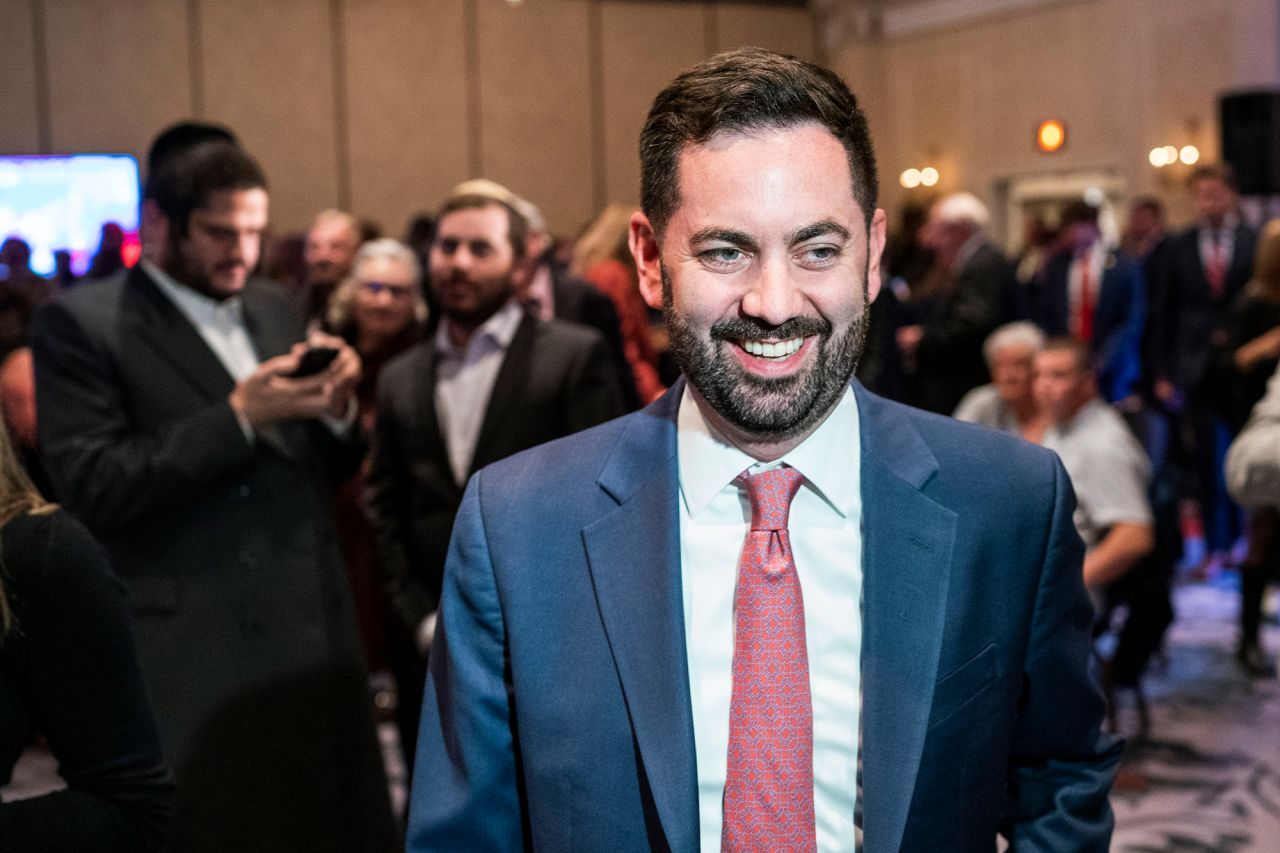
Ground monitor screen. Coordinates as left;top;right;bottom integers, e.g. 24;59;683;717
0;154;140;277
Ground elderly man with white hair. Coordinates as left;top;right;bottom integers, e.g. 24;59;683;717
954;321;1049;442
900;191;1021;414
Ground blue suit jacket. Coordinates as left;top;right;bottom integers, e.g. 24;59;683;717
1033;249;1145;402
408;381;1122;852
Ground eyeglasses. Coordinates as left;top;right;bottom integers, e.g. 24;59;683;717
359;281;415;300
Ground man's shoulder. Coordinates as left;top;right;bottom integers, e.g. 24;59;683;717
378;339;435;391
34;270;134;336
535;315;609;353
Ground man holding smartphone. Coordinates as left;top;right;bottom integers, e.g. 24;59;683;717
32;139;398;852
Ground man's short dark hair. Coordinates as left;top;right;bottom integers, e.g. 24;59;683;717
437;195;528;259
639;47;878;239
1060;200;1099;229
1042;336;1094;374
147;141;266;234
145;121;239;189
1189;162;1238;191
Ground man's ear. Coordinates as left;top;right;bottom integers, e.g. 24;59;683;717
629;212;664;311
865;207;887;304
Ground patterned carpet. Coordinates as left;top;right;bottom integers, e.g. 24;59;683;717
1109;579;1280;853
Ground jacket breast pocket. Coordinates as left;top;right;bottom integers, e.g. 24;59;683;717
928;642;998;731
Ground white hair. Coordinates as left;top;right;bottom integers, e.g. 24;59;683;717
326;238;427;330
982;321;1045;367
933;192;990;230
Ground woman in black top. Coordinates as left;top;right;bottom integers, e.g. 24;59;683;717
0;420;174;849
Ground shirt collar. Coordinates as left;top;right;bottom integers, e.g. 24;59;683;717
677;382;860;518
435;297;524;357
143;259;245;325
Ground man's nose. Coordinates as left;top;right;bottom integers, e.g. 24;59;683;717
739;257;803;326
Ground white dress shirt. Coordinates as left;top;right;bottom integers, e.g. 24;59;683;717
145;260;260;381
434;298;524;485
145;261;356;440
678;384;863;853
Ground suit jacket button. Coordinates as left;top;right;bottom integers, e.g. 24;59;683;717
238;484;251;498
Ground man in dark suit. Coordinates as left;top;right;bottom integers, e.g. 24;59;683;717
900;191;1021;414
1032;200;1145;402
32;141;398;852
1149;164;1259;560
365;189;626;768
452;179;640;409
408;48;1120;852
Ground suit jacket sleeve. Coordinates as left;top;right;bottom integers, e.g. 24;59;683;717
31;300;256;536
407;470;525;851
1001;456;1124;850
365;368;437;631
1226;360;1280;507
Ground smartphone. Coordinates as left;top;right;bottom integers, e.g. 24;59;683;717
288;346;339;378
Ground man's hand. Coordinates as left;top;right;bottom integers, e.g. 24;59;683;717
307;331;362;418
228;337;362;427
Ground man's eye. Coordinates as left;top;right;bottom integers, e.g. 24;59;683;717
438;240;459;255
469;242;492;258
799;245;840;265
700;247;745;268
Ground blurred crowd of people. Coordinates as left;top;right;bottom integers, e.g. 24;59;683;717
1;114;1278;851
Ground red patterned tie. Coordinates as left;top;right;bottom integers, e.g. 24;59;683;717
722;465;816;853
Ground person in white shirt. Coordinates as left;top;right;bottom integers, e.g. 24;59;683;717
407;48;1120;853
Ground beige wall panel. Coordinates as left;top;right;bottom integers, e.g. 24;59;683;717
201;0;338;232
0;1;40;153
836;0;1280;237
713;4;815;62
344;0;469;232
42;0;190;158
599;1;706;208
474;0;594;236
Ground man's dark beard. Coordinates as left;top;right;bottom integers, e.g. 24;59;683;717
662;263;869;442
163;229;236;301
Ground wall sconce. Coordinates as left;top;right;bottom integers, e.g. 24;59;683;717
1036;120;1066;153
900;166;939;189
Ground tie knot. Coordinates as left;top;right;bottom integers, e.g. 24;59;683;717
742;466;804;532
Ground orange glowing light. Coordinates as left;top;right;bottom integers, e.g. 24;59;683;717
1036;119;1066;153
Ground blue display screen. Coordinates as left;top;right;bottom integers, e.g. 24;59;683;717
0;154;140;276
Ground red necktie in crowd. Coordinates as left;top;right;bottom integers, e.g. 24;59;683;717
1075;258;1095;343
1206;230;1227;297
722;465;817;853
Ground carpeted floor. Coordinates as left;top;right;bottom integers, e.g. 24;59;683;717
1109;577;1280;853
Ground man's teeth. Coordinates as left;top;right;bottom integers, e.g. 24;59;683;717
741;337;803;358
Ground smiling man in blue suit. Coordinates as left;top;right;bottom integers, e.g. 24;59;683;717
408;48;1122;852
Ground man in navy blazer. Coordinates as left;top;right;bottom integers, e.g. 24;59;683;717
409;48;1121;852
1032;200;1145;403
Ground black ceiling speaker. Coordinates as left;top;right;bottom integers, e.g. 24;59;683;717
1221;90;1280;195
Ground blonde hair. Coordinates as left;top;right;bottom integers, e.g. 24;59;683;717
570;204;636;278
1246;219;1280;302
326;238;428;332
0;406;54;637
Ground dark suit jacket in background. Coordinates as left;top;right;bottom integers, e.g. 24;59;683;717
550;266;641;410
408;380;1122;852
912;241;1019;415
31;267;398;853
1033;248;1145;402
366;313;627;634
1148;223;1258;392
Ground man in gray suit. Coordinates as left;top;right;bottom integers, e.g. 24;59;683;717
32;140;398;852
366;188;627;768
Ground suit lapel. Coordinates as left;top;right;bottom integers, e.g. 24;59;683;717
124;266;236;403
470;314;535;473
581;384;698;851
855;385;957;853
240;281;298;362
